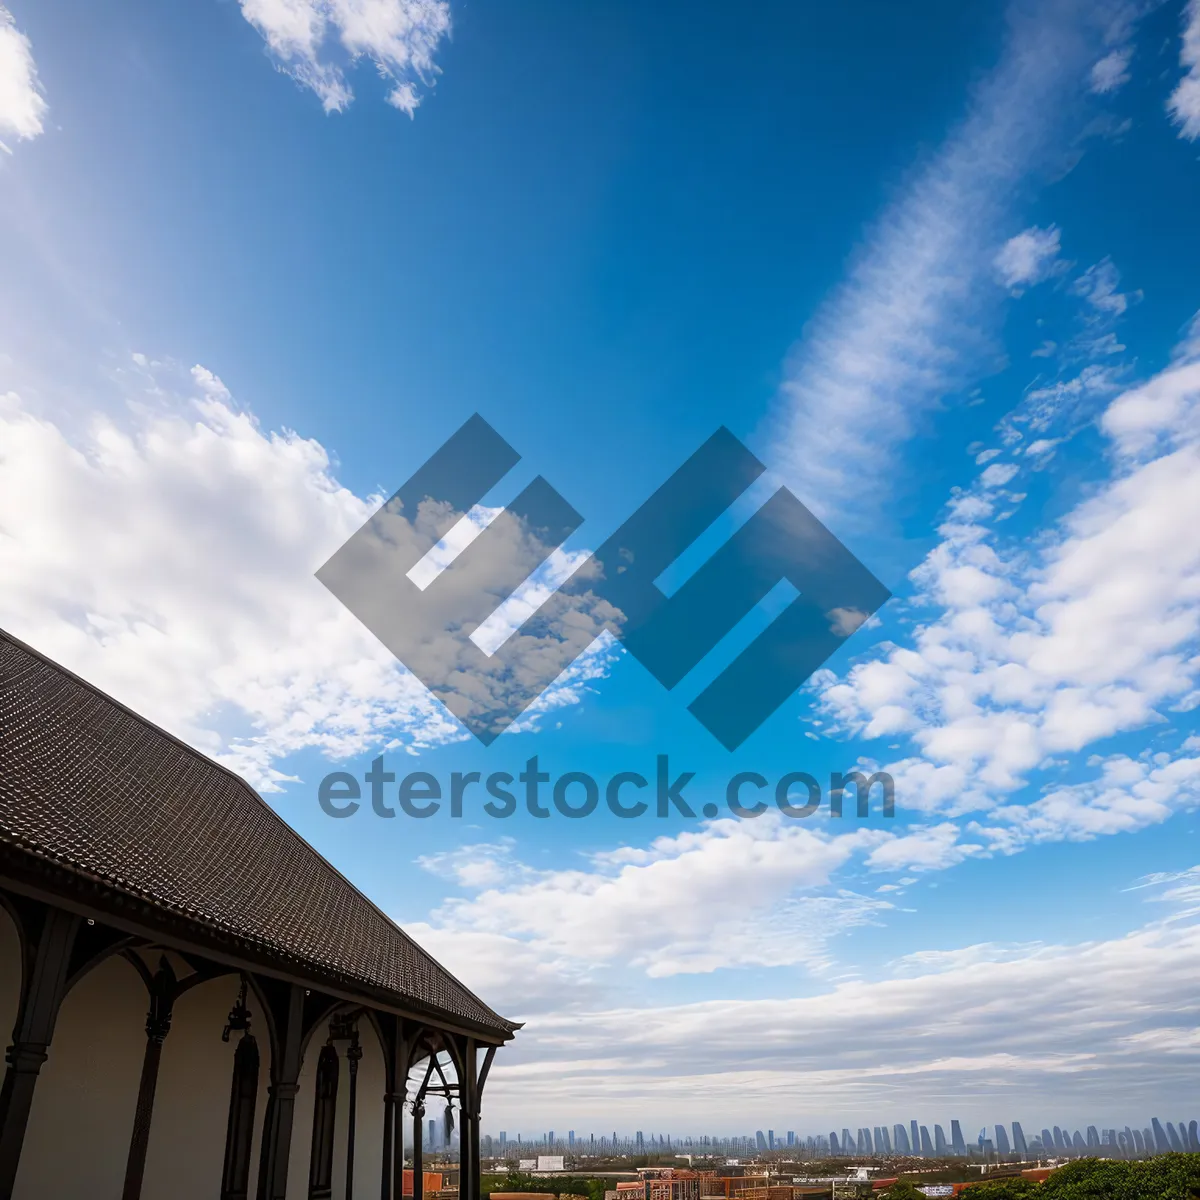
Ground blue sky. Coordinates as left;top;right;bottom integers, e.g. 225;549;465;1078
3;0;1200;1137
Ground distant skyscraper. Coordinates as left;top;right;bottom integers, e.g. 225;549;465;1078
950;1121;967;1157
830;1132;841;1156
1012;1123;1026;1157
842;1129;854;1156
857;1129;870;1156
934;1126;947;1156
881;1127;892;1154
1130;1128;1142;1154
872;1128;883;1155
787;1131;795;1147
911;1122;920;1158
1071;1131;1086;1152
1086;1126;1100;1149
920;1127;933;1157
1051;1127;1065;1152
894;1124;911;1154
1190;1121;1200;1152
995;1126;1011;1155
428;1118;436;1149
756;1131;767;1152
1151;1119;1169;1152
768;1131;775;1151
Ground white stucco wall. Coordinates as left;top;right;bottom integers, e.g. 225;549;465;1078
141;973;272;1200
13;954;146;1200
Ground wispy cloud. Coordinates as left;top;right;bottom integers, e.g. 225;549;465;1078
1168;0;1200;140
237;0;451;115
994;225;1064;289
0;4;46;146
766;0;1135;528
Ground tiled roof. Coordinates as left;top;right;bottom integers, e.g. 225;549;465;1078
0;628;515;1039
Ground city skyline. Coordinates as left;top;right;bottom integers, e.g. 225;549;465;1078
461;1117;1200;1158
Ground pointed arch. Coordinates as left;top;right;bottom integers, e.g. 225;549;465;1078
307;1044;339;1200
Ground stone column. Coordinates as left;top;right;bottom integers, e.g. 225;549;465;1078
0;905;79;1200
121;957;177;1200
412;1098;425;1200
345;1030;361;1200
256;984;305;1200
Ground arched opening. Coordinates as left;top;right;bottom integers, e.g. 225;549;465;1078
12;953;146;1200
220;982;261;1200
308;1043;340;1200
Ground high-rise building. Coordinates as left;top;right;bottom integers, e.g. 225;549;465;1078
830;1132;841;1156
872;1128;883;1155
756;1131;767;1152
995;1125;1011;1155
1166;1123;1185;1152
934;1126;948;1156
1151;1119;1170;1152
1041;1129;1054;1154
1071;1131;1086;1153
1086;1126;1100;1149
920;1127;933;1157
881;1127;893;1154
950;1121;967;1157
842;1129;854;1157
636;1132;644;1149
768;1130;775;1151
1190;1121;1200;1152
428;1118;437;1149
787;1132;795;1147
911;1122;920;1158
499;1132;507;1148
894;1124;911;1154
1012;1124;1027;1158
1052;1127;1065;1152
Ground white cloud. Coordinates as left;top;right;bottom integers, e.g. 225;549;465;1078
994;225;1063;288
237;0;451;115
420;812;890;979
479;917;1200;1127
1168;0;1200;140
0;4;46;145
819;314;1200;841
1090;46;1133;94
1072;257;1136;316
0;359;606;789
765;2;1135;525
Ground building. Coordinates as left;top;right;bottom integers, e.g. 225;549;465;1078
1011;1124;1027;1158
0;628;518;1200
994;1126;1010;1156
934;1126;948;1156
635;1168;706;1200
950;1121;967;1157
